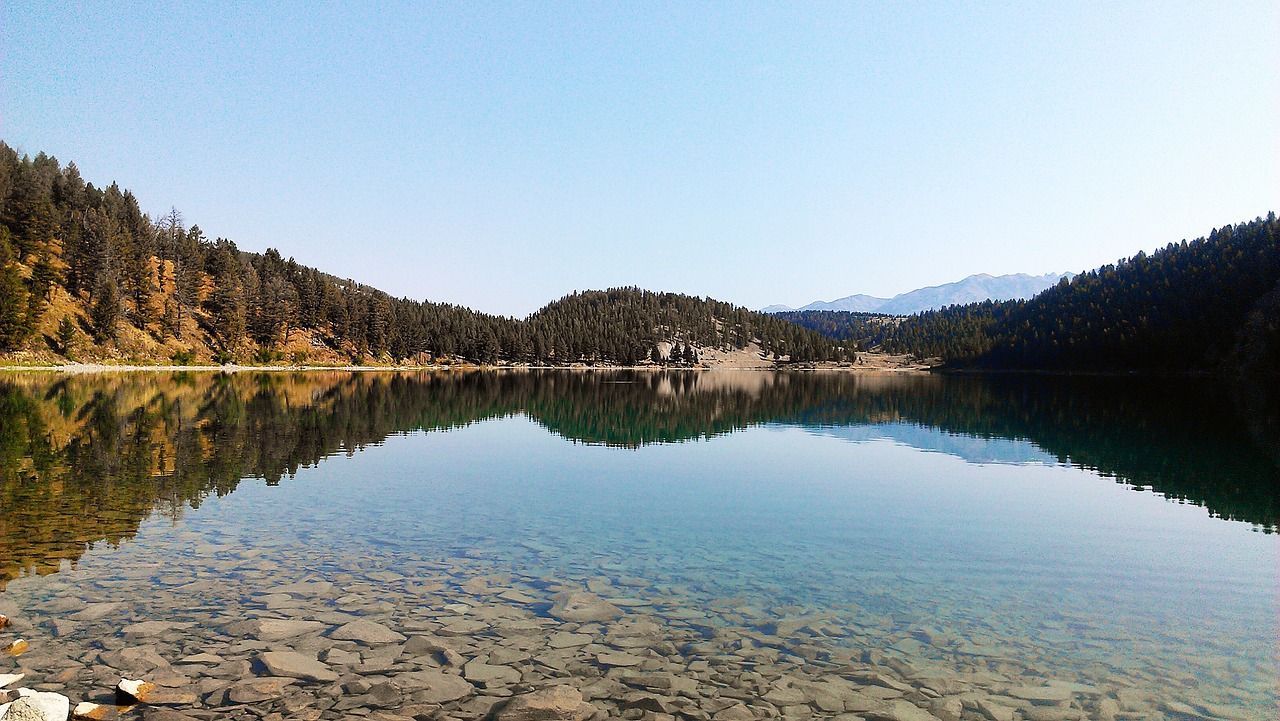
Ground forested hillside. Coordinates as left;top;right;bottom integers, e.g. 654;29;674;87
0;143;846;366
789;215;1280;375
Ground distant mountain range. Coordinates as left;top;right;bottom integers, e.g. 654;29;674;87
762;272;1073;316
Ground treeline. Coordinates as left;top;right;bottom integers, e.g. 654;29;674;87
526;289;844;363
784;214;1280;374
0;142;846;365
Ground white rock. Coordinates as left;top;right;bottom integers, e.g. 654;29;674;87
71;702;113;720
114;678;154;704
8;689;71;721
0;675;22;689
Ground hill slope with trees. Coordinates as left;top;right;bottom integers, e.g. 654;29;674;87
0;143;847;366
784;214;1279;375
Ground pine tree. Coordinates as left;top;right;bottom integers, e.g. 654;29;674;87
250;275;296;348
89;275;120;342
56;316;77;356
0;231;29;350
209;248;247;348
24;250;56;333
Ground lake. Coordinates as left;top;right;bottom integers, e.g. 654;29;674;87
0;370;1276;721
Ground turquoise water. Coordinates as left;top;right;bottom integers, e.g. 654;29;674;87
0;370;1276;719
198;416;1276;660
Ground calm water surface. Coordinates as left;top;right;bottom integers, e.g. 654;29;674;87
0;370;1276;719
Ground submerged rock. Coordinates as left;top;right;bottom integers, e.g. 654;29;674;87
867;700;945;721
762;686;806;706
548;592;623;623
929;697;963;721
173;653;222;666
227;678;294;704
595;651;645;667
248;619;327;642
402;634;452;656
393;671;474;704
492;685;597;721
2;639;28;656
1006;686;1074;703
139;711;201;721
546;632;592;649
972;698;1016;721
0;614;9;629
68;604;126;622
463;659;521;685
258;650;339;682
110;646;170;671
121;621;194;638
329;619;406;645
712;703;756;721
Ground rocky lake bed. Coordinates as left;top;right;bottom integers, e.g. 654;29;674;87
0;542;1266;721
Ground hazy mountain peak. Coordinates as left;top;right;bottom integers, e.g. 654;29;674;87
767;272;1073;316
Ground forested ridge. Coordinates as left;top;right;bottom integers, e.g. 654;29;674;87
5;141;1273;374
782;214;1280;375
0;143;846;366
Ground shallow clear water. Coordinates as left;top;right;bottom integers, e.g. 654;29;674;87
0;370;1276;719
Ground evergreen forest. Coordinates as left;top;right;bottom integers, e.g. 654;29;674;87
3;142;1275;375
780;213;1280;375
0;143;846;366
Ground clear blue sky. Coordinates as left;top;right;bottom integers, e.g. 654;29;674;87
4;2;1276;317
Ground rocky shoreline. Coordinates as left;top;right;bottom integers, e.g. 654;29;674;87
0;351;935;375
0;568;1254;721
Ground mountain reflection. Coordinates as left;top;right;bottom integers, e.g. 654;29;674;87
1;369;1276;586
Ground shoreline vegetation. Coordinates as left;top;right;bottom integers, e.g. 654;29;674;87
3;143;1277;378
0;363;1244;378
776;214;1279;377
0;354;936;374
0;143;852;370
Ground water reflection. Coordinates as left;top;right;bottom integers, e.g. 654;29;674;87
1;369;1276;587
